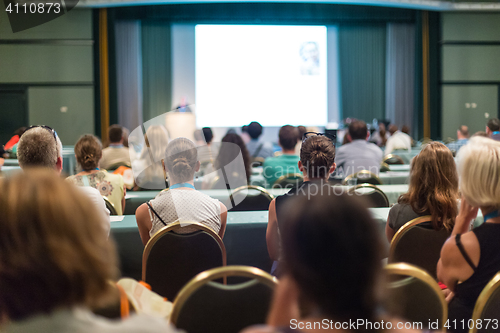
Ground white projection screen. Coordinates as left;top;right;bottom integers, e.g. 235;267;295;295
195;25;328;128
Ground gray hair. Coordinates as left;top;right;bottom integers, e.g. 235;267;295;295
17;127;62;169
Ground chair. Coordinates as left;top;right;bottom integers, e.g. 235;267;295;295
142;221;226;301
385;263;447;331
105;161;132;171
383;154;405;165
380;162;391;172
251;157;265;167
470;272;500;333
272;173;304;189
348;184;389;208
171;265;277;333
92;282;136;319
210;172;247;190
103;196;118;215
227;185;274;211
342;170;382;185
389;215;450;279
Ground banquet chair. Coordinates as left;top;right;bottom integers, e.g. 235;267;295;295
470;272;500;333
103;196;118;216
227;185;274;211
342;170;382;185
348;184;389;208
383;154;405;165
142;221;226;300
272;173;304;189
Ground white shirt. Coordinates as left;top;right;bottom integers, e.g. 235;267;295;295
385;131;412;156
78;186;111;236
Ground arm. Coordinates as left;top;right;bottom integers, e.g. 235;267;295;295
266;199;280;261
219;202;228;239
452;196;478;236
266;275;301;327
136;203;153;246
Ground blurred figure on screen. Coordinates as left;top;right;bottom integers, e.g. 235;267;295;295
299;41;320;75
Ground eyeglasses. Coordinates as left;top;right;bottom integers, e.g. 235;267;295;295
23;125;58;143
302;132;336;143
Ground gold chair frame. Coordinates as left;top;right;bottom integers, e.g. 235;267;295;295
389;215;433;260
348;183;389;207
103;196;118;215
272;173;304;188
229;185;274;203
342;170;382;185
469;273;500;333
383;154;405;165
170;265;278;325
380;162;391;172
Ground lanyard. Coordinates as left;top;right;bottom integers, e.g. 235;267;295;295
484;210;500;222
169;182;195;190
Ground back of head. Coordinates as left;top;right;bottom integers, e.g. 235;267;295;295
75;135;102;171
401;125;410;135
281;193;381;322
165;138;198;182
400;142;458;230
457;137;500;209
279;125;299;151
300;136;335;179
17;127;61;169
202;127;214;144
247;122;263;140
297;126;307;141
215;133;251;181
348;120;368;141
108;124;123;144
458;125;469;138
388;124;398;135
487;118;500;132
0;170;117;321
14;127;27;137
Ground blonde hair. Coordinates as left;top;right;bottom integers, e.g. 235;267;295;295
0;169;118;320
457;137;500;209
165;137;198;182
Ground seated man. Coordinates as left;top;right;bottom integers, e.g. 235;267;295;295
17;126;110;234
334;120;383;177
263;125;300;187
385;124;412;155
246;121;274;159
447;125;469;154
486;118;500;141
100;124;131;170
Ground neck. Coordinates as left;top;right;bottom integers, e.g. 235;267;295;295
282;149;296;155
170;179;195;188
482;208;500;223
78;169;99;175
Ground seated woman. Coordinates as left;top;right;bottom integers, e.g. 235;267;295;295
0;170;180;333
266;134;336;270
202;133;251;190
438;137;500;333
244;193;418;333
385;142;459;241
136;138;227;245
67;135;126;215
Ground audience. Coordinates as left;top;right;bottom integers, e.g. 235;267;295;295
385;124;412;155
100;124;131;170
447;125;469;155
294;125;307;155
472;130;489;138
246;121;274;159
486;118;500;141
263;125;300;187
385;142;458;241
67;134;126;215
136;138;227;245
17;126;110;230
370;122;389;147
438;137;500;333
335;120;383;177
0;170;180;333
197;127;218;163
267;134;336;273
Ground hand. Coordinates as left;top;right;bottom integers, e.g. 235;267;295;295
445;291;455;303
458;195;479;222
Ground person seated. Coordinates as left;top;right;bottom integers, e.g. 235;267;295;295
334;120;383;178
447;125;469;155
17;126;110;232
67;135;126;215
202;133;251;190
4;127;26;151
486;118;500;141
294;125;306;155
370;122;390;147
267;134;336;273
100;124;131;170
438;137;500;333
385;142;458;241
136;138;227;245
246;122;274;159
263;125;300;187
196;127;218;164
385;124;412;155
244;193;419;333
0;170;180;333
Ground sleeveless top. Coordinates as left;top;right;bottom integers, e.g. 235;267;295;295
448;222;500;331
148;189;222;237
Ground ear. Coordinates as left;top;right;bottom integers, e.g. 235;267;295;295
56;156;63;174
486;126;492;135
328;162;336;176
366;132;370;141
347;133;352;141
195;160;201;172
298;160;304;172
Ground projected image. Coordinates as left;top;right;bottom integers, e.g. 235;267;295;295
195;25;328;127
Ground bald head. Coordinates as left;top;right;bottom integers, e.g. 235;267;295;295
457;125;469;139
17;127;63;173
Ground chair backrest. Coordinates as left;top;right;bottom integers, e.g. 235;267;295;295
384;263;447;331
389;216;450;279
348;184;389;208
470;273;500;333
142;221;226;301
210;172;247;190
342;170;382;185
171;265;277;333
228;185;274;211
105;161;132;171
103;196;118;215
251;157;265;167
384;154;405;165
91;282;136;319
272;173;304;189
380;162;391;172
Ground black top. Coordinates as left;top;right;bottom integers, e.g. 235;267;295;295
448;222;500;332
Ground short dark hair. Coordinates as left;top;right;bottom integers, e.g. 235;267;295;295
247;122;263;139
279;125;299;151
487;118;500;132
300;136;336;179
348;121;368;141
202;127;214;144
108;125;123;143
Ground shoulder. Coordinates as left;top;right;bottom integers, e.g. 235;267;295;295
90;313;182;333
263;157;278;166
